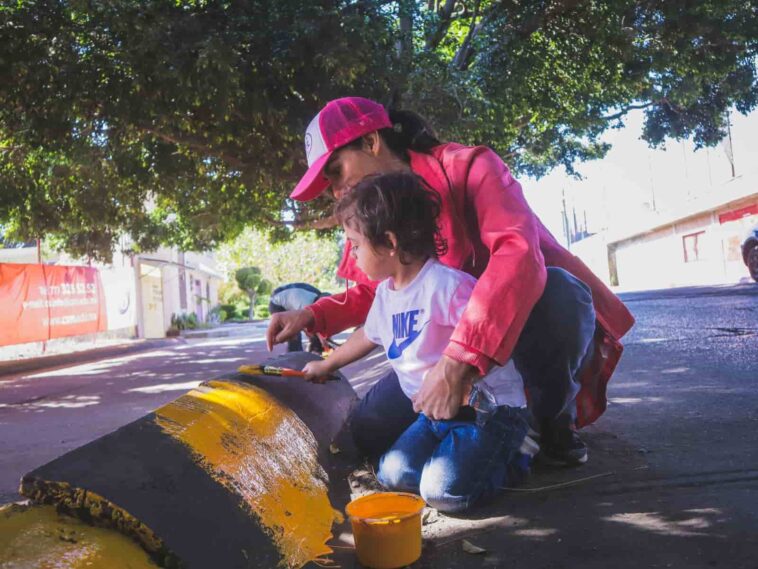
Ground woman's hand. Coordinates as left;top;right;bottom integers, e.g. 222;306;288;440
266;309;315;351
302;360;333;382
412;355;478;420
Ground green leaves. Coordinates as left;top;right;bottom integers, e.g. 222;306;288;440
219;228;341;292
0;0;755;259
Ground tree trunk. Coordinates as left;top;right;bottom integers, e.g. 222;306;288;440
248;292;257;320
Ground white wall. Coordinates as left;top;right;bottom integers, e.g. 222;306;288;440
0;246;38;264
613;203;756;290
569;233;612;287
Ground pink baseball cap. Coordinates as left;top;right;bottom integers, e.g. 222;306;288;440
290;97;392;201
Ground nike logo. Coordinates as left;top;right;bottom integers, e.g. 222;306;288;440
387;320;428;359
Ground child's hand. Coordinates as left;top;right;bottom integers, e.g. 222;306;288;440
302;360;332;383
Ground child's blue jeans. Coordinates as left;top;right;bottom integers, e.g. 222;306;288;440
351;267;595;459
376;406;530;513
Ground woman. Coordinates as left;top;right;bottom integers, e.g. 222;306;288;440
268;282;329;353
266;96;634;465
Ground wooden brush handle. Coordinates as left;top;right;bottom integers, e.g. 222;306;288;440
262;366;306;377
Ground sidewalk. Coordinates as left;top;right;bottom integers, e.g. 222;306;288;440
0;337;182;379
178;320;266;339
0;321;265;379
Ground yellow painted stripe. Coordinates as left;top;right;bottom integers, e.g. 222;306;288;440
154;380;340;569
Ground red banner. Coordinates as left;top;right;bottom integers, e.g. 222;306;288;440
0;263;107;347
719;203;758;224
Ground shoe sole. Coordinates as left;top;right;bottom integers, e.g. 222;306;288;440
536;451;588;467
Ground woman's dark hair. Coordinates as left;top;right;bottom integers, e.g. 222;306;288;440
340;108;441;162
334;172;448;263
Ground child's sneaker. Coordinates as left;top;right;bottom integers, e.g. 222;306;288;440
520;428;541;458
506;430;540;487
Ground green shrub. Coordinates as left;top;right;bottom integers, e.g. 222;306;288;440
219;303;237;319
208;305;228;323
170;312;200;330
254;305;270;319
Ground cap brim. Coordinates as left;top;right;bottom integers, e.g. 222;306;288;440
290;152;332;201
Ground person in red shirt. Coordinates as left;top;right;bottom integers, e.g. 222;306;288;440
266;97;635;465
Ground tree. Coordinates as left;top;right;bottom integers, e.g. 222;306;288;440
1;1;755;260
218;228;341;293
235;267;273;320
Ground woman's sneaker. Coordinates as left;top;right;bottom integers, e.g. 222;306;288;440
539;424;588;466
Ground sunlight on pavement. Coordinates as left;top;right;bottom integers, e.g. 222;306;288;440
422;514;530;542
604;509;722;537
24;351;180;379
126;381;203;394
190;357;245;364
0;395;101;410
608;397;663;404
177;336;268;349
512;528;559;538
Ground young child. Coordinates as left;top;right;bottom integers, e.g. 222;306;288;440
302;172;535;513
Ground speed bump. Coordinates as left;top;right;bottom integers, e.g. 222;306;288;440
18;352;358;568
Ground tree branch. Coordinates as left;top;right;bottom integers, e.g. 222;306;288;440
601;102;653;121
452;0;482;70
456;0;584;71
398;0;414;65
425;0;457;50
292;214;339;231
139;126;249;171
341;0;396;14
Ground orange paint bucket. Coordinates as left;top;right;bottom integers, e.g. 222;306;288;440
345;492;426;569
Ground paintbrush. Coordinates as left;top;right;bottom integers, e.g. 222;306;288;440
237;364;338;382
238;364;306;377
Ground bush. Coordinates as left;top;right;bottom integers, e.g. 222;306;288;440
254;305;270;319
170;312;199;330
208;305;228;324
187;312;198;328
219;303;237;320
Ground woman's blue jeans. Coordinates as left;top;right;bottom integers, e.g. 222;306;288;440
377;406;530;512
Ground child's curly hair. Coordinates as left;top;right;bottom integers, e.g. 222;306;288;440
334;172;448;263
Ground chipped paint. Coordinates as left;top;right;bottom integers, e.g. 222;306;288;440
0;503;158;569
154;380;340;568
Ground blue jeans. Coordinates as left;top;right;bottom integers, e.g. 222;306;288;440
377;407;530;512
350;267;596;457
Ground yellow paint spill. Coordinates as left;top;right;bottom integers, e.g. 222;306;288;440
0;503;158;569
154;380;340;568
19;480;173;566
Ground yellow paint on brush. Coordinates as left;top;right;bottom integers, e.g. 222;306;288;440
154;380;340;569
0;503;158;569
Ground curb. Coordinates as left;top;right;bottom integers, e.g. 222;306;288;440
178;320;267;339
0;338;185;379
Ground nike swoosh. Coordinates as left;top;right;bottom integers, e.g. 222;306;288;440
387;321;429;360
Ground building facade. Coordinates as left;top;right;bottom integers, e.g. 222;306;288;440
0;243;222;345
570;174;757;291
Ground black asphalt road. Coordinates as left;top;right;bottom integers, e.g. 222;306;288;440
1;284;757;569
417;282;758;569
0;322;384;505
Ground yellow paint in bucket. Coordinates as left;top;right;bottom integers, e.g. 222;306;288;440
345;492;425;569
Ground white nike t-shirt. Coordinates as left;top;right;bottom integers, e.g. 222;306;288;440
363;259;526;408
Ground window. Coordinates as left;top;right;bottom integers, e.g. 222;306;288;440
682;231;705;263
